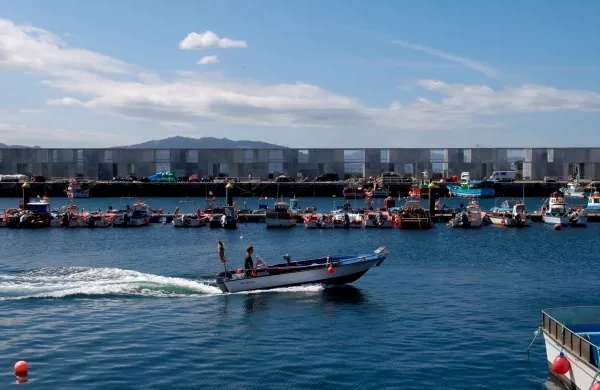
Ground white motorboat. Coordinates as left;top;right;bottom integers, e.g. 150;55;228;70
265;201;297;228
447;199;483;228
215;246;388;293
541;192;587;226
487;200;531;227
539;307;600;390
303;213;334;229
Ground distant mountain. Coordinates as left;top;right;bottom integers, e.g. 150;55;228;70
0;143;37;148
118;136;286;149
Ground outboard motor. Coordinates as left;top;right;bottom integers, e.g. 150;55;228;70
88;215;95;228
461;212;469;226
513;212;522;227
344;212;350;228
215;271;232;293
376;212;384;227
283;253;291;265
316;215;324;228
220;214;227;228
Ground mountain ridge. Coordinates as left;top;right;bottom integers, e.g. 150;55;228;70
116;136;286;149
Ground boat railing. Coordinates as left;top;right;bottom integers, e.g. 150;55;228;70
542;311;597;368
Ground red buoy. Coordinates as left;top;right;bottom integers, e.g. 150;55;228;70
251;271;257;278
236;268;243;274
554;223;562;230
591;383;600;390
14;360;28;377
552;353;570;375
327;266;334;274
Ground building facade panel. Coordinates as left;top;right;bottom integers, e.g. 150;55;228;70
2;147;600;180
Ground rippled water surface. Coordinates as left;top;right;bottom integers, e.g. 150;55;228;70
0;196;597;389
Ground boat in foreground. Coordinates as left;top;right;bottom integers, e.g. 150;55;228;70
540;306;600;390
216;246;388;293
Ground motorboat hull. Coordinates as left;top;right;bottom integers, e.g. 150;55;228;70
216;249;387;293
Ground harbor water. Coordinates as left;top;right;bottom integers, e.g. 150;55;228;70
0;196;597;389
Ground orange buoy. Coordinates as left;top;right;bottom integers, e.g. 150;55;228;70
551;352;570;375
590;382;600;390
14;360;28;377
554;223;562;230
327;266;334;274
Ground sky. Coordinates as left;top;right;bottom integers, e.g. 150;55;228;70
0;0;599;148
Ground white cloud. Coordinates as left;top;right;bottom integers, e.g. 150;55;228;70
179;31;247;50
392;39;499;78
0;16;599;137
47;97;84;106
197;55;219;65
0;18;132;74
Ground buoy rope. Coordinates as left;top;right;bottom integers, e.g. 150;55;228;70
526;325;542;355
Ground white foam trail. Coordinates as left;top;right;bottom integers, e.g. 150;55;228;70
235;284;324;295
0;267;222;300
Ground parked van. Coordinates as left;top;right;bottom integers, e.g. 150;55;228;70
460;172;471;185
489;171;516;182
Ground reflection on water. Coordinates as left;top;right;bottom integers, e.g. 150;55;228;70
320;285;368;305
244;293;270;314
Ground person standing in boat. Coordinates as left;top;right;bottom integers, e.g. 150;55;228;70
244;246;255;277
217;241;226;263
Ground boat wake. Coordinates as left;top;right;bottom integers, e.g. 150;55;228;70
0;267;222;301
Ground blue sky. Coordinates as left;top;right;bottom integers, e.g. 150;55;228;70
0;0;599;148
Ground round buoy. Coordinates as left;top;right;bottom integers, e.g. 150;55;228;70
551;352;570;375
590;382;600;390
236;268;243;275
554;223;562;230
14;360;28;377
327;266;334;274
251;271;257;278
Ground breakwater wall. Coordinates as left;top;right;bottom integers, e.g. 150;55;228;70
0;181;565;198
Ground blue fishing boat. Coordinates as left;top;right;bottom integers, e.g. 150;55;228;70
446;180;495;198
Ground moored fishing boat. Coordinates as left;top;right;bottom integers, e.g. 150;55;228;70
391;196;433;230
541;192;569;226
447;180;495;198
363;210;394;228
215;246;389;293
586;192;600;211
487;200;531;227
65;180;90;198
539;306;600;390
342;184;366;199
265;201;297;228
172;201;208;228
447;199;483;228
303;213;334;229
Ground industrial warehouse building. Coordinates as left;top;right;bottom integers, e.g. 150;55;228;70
0;147;598;180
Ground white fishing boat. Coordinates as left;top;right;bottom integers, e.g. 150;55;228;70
215;246;389;293
586;192;600;211
539;306;600;390
541;192;587;226
447;199;483;228
265;201;297;228
65;180;90;198
363;210;394;228
172;201;208;228
112;201;151;227
487;200;531;227
332;212;364;228
560;178;589;198
303;213;334;229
